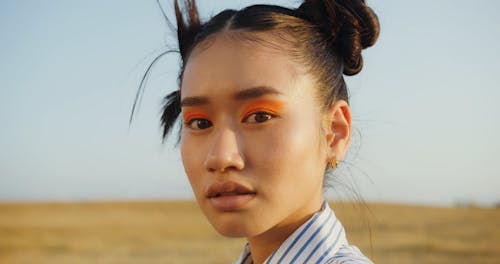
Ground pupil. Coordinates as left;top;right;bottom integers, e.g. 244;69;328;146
197;119;211;129
255;113;270;122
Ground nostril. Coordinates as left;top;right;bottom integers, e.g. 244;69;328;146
207;167;221;173
204;152;245;173
207;165;242;174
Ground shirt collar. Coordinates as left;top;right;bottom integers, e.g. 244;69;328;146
234;201;349;264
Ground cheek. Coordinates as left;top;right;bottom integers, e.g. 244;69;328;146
248;115;324;191
180;135;206;195
180;136;192;173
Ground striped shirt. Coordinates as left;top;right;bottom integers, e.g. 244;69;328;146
234;201;373;264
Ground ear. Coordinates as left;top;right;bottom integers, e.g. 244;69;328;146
323;100;352;162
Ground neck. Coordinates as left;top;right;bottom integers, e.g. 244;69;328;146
246;198;324;264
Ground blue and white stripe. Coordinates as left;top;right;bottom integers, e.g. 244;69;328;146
234;201;373;264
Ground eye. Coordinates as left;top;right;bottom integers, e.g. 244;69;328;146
243;111;275;124
184;118;213;130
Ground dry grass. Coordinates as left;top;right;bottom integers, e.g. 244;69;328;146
0;200;499;264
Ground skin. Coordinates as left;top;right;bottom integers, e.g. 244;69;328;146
180;32;352;264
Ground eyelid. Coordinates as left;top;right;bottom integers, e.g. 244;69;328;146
182;109;212;123
240;99;285;121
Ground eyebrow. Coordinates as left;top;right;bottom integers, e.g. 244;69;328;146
180;86;282;107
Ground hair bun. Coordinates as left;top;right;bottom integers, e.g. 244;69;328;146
298;0;380;76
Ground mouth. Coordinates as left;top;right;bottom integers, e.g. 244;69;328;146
206;181;256;211
210;191;253;198
206;180;256;198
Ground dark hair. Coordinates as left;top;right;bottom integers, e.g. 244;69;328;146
132;0;380;140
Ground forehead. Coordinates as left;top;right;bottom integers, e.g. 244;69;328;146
180;32;309;100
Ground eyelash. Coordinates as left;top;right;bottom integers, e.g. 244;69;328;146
184;110;277;130
184;118;213;130
242;111;277;124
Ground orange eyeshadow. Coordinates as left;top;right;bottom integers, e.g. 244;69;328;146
240;99;286;120
182;109;211;123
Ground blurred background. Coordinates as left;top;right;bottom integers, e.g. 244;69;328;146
1;1;499;263
1;0;499;207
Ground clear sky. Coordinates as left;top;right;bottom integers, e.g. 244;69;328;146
1;0;499;206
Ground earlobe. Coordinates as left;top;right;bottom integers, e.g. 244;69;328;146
324;100;352;162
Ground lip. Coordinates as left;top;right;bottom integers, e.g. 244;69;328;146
206;181;256;211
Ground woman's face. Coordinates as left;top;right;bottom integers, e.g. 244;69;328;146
179;33;331;237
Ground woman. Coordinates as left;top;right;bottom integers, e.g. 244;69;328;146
154;0;379;263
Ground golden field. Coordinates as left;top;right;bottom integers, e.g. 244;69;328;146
0;200;499;264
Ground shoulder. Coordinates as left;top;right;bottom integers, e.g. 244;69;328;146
324;245;374;264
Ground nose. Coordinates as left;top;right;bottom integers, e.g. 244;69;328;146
204;125;245;173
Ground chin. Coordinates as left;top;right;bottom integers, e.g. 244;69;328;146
196;194;267;238
206;211;266;238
